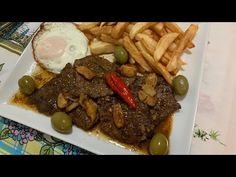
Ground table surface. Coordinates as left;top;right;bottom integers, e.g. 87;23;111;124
0;23;235;154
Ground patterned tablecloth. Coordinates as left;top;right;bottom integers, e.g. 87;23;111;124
0;22;235;154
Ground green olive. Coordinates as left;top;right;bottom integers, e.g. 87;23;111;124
18;75;36;95
149;133;168;155
114;46;128;64
172;75;189;96
51;112;72;134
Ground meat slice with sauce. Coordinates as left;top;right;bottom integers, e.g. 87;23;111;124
97;75;181;144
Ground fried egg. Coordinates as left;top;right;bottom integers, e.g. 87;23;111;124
32;22;90;74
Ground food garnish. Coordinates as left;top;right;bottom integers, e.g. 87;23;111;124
105;72;137;109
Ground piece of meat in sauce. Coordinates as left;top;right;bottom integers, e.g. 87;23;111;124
28;56;118;130
97;75;181;144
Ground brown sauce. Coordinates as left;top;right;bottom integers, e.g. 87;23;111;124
9;64;173;155
9;65;55;109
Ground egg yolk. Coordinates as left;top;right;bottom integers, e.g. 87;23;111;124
36;36;67;60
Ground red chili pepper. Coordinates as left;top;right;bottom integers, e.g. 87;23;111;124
105;72;137;109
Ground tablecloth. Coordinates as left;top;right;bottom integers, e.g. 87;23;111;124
0;22;235;154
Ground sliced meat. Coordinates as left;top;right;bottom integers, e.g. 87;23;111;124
28;56;118;115
28;63;77;115
98;96;155;144
69;106;98;130
98;74;181;144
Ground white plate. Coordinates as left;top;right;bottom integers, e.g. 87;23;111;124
0;23;209;154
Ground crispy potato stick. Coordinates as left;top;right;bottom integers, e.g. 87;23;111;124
168;42;177;52
155;62;173;85
100;34;123;45
123;36;152;72
142;29;154;38
83;32;95;41
135;33;157;55
167;24;198;72
151;23;164;32
129;22;156;40
122;32;129;38
154;33;179;62
76;22;100;31
135;41;173;85
152;31;160;41
89;26;113;36
90;40;115;55
125;23;134;33
107;22;117;26
171;60;185;76
111;22;129;39
163;52;186;68
161;56;169;65
151;23;166;36
142;29;160;41
164;23;183;33
164;22;195;49
100;22;106;27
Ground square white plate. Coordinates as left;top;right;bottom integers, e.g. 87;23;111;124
0;23;209;154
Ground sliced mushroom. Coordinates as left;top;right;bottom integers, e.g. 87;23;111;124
76;66;96;80
138;90;157;106
142;84;156;97
57;93;69;108
113;103;125;128
119;64;137;77
66;101;79;112
145;73;158;88
84;99;97;123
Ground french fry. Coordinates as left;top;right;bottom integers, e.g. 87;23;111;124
163;52;186;67
135;41;173;85
168;42;177;52
89;26;113;36
167;24;198;72
151;23;164;32
125;23;134;33
123;36;152;72
135;33;157;55
152;31;160;41
100;34;123;45
129;22;156;40
142;29;154;38
164;22;195;49
154;32;179;62
151;23;166;36
161;56;169;65
107;22;117;26
76;22;100;31
100;22;106;27
171;60;185;76
122;32;129;38
83;32;95;41
90;40;115;55
142;29;160;41
111;22;129;39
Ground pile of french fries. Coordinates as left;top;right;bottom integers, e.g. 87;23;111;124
76;22;198;85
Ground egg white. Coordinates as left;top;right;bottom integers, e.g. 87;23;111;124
32;22;90;74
